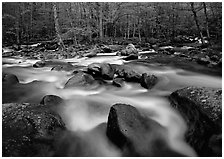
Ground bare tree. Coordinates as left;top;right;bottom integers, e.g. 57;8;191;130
53;3;65;51
203;2;210;40
190;2;205;45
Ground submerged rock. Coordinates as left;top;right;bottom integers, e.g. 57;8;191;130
40;95;64;107
2;103;66;157
169;86;222;156
140;73;158;89
106;103;185;157
33;60;73;68
51;65;75;72
64;72;95;88
2;72;19;85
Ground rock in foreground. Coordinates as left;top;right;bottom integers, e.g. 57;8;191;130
2;72;19;85
106;103;185;157
2;103;66;157
169;86;222;156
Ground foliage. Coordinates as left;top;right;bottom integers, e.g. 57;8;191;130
2;2;222;46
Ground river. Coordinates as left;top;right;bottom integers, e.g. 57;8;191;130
2;55;222;156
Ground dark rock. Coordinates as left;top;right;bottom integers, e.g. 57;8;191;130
33;60;73;68
84;45;100;57
112;65;141;82
2;103;65;157
106;104;185;157
64;72;95;88
169;86;222;156
33;60;46;68
123;54;138;61
196;57;210;65
2;72;19;85
210;55;219;62
100;45;112;53
112;78;124;87
100;63;114;80
208;134;222;156
51;65;74;72
88;63;114;80
140;73;158;89
88;63;101;75
40;95;64;107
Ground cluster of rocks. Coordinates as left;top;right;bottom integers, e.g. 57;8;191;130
33;60;158;90
3;85;221;157
3;42;140;61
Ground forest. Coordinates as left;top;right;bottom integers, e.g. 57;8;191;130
2;2;222;46
2;2;222;158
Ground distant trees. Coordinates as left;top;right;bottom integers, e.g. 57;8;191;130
2;2;222;45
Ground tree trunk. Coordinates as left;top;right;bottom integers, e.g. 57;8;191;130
99;3;103;42
138;18;141;42
53;3;65;51
190;2;205;45
127;15;130;39
203;2;210;40
133;22;136;37
30;2;33;42
67;2;77;45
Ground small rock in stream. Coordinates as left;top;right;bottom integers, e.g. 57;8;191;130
140;73;158;89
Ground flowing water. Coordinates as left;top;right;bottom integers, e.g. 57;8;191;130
2;55;222;157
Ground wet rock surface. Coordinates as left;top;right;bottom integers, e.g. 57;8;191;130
2;72;19;85
40;95;64;107
64;72;96;88
112;64;141;82
169;86;222;156
106;103;185;157
140;73;158;89
2;103;66;157
33;60;73;68
112;78;124;87
88;63;114;80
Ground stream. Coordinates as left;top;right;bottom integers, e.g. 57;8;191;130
2;55;222;156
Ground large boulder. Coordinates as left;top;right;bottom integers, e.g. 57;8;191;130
2;72;19;85
140;73;158;89
106;104;185;157
169;87;222;156
64;72;95;88
2;103;66;157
